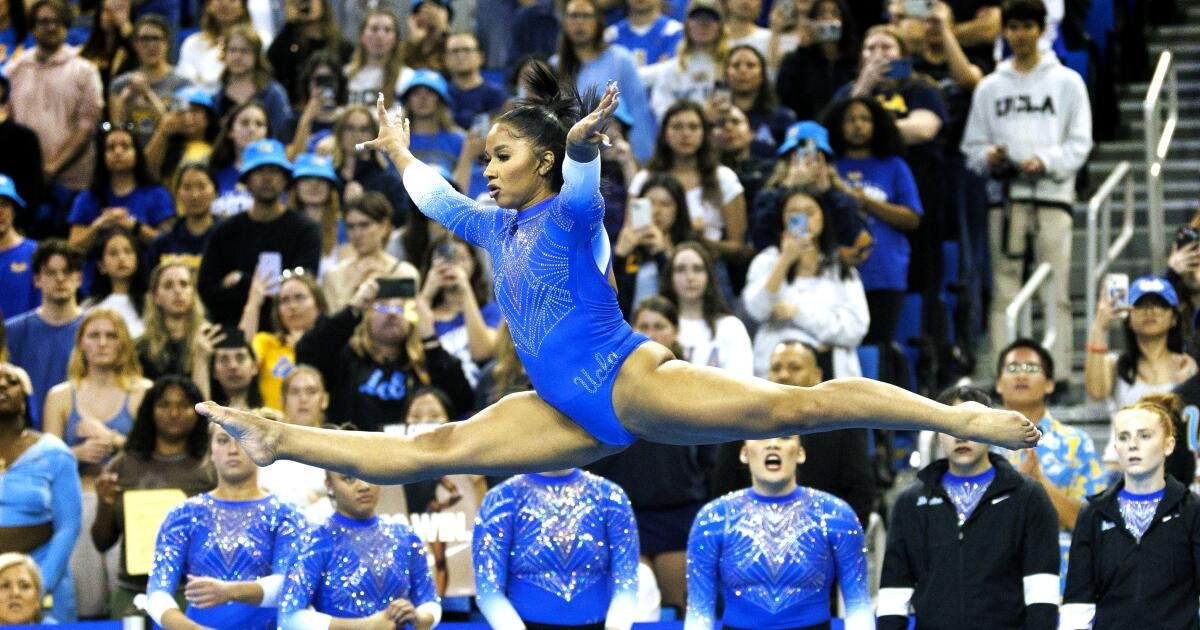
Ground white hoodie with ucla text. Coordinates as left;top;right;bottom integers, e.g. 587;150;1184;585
961;53;1093;210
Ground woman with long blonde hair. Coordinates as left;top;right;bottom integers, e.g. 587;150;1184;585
44;308;151;474
137;262;219;390
42;308;152;619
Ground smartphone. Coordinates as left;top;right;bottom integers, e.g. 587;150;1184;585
1106;273;1130;313
257;252;282;296
630;198;653;229
470;113;491;137
711;81;732;104
903;0;932;19
884;57;914;80
378;277;417;299
215;327;247;349
1176;226;1199;250
787;213;809;239
814;19;842;43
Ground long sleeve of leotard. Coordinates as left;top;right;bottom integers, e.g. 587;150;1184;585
147;501;194;596
552;154;605;237
603;486;640;630
401;160;506;250
42;443;82;596
279;528;328;621
827;499;874;630
683;500;723;630
472;489;525;629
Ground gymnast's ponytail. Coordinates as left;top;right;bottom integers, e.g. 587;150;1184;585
497;60;601;192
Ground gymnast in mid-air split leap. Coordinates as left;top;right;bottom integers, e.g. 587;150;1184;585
197;63;1040;484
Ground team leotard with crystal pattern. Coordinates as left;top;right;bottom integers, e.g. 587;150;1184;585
402;155;648;446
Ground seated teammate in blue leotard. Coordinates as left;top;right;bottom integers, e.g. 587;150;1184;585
195;62;1039;489
685;436;873;630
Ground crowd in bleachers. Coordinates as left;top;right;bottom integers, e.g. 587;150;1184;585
1;0;1198;626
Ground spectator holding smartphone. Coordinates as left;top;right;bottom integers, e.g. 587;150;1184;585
108;15;190;148
198;140;321;326
295;271;473;430
266;0;350;107
1084;276;1196;412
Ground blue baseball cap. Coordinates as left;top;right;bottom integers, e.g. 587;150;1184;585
399;69;454;107
0;174;25;208
239;139;293;179
174;85;215;112
777;120;834;157
1129;275;1178;308
291;153;338;183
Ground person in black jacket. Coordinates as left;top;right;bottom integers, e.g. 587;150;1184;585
878;385;1059;630
196;140;322;326
1061;397;1200;630
295;272;473;432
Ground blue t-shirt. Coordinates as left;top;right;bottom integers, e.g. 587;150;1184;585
3;310;82;429
448;80;510;131
410;130;465;182
835;156;924;292
67;185;175;229
0;239;38;320
606;15;684;67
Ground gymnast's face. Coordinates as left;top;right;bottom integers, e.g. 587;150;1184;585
482;123;556;211
741;436;804;489
326;471;380;520
1113;408;1174;480
210;425;256;484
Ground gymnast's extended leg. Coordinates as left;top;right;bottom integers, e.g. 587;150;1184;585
612;344;1040;449
196;393;623;485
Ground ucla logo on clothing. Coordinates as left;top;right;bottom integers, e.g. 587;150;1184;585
271;356;295;379
359;369;408;401
9;262;27;274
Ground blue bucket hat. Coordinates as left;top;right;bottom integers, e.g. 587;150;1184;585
0;174;25;208
778;120;834;157
240;139;293;180
1129;275;1178;308
292;153;338;183
399;69;454;107
175;85;215;112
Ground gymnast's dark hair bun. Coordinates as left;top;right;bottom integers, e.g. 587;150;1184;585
516;60;584;126
496;60;601;193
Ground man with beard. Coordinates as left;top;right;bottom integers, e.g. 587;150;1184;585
198;139;321;325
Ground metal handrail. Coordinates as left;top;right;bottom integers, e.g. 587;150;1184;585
1005;262;1056;351
1144;50;1178;272
1085;161;1135;326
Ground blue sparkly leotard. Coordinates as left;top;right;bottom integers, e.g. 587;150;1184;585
148;493;307;629
278;512;441;629
685;487;874;630
402;156;649;446
472;469;640;628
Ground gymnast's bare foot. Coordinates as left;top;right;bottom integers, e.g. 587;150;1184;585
196;402;281;466
955;402;1042;450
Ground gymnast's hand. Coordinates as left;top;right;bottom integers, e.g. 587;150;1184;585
357;93;415;169
194;402;281;467
566;83;620;151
